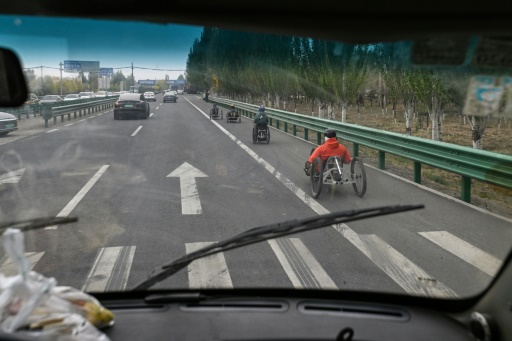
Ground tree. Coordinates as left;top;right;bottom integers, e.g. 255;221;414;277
42;75;55;95
155;80;166;91
178;74;185;81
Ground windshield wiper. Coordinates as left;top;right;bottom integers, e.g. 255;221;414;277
132;204;424;291
0;217;78;233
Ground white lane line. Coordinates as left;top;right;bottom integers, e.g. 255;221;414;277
78;119;86;122
90;116;96;118
268;239;337;289
47;129;59;133
186;242;233;289
156;107;160;110
0;168;25;185
419;231;502;277
65;123;74;127
0;252;44;276
97;113;103;116
150;113;154;118
45;165;110;230
131;126;143;137
357;234;457;297
82;246;136;292
184;96;457;297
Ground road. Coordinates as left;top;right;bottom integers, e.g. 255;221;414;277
0;94;510;298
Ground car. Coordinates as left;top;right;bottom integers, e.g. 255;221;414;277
63;94;80;101
114;92;150;119
38;95;63;103
24;93;39;105
177;89;184;95
0;111;18;136
143;91;156;101
113;91;121;95
78;91;92;99
107;91;114;96
1;4;512;341
163;91;177;102
95;91;107;97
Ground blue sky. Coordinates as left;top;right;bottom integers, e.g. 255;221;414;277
0;15;203;80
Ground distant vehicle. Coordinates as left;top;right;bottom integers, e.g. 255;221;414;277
64;94;80;101
79;92;92;99
95;91;107;97
39;95;63;103
144;92;156;101
177;89;184;95
25;93;39;105
107;91;114;96
0;112;18;136
113;92;121;95
163;92;177;103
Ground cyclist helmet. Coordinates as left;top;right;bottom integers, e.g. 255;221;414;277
324;128;336;139
259;106;265;112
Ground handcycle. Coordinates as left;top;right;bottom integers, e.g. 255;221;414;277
307;148;367;198
253;123;270;144
210;106;223;120
226;109;241;123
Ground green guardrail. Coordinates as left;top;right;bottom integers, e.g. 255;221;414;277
43;97;119;127
210;97;512;204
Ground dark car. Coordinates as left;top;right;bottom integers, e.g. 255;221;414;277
163;92;177;103
0;112;18;136
114;93;150;120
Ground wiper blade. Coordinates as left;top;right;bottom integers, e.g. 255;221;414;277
132;204;423;291
0;217;78;233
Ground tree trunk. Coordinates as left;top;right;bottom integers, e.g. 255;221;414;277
311;100;315;116
341;101;348;122
392;100;396;119
405;101;412;135
328;103;334;120
275;94;280;110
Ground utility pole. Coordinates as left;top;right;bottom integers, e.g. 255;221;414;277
131;62;134;92
59;62;63;96
40;66;43;95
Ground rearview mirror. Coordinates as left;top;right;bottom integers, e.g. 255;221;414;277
0;48;28;107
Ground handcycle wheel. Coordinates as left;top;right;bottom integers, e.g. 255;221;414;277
351;157;367;197
252;127;256;144
310;157;323;198
266;128;270;144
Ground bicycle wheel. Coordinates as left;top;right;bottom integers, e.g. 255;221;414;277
310;157;323;198
351;157;367;197
266;128;270;144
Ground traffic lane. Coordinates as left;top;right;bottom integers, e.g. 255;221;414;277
26;97;309;290
192;97;512;258
189;96;511;295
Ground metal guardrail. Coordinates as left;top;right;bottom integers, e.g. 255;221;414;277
210;97;512;203
45;97;119;127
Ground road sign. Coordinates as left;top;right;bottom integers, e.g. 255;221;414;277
138;80;156;86
166;80;187;85
99;68;113;77
64;60;81;72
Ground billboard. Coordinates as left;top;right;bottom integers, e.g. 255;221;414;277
63;60;100;73
138;80;156;86
166;80;187;85
99;68;114;77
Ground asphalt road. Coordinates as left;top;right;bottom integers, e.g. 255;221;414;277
0;94;510;298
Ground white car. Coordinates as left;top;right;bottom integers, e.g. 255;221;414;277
177;89;183;95
144;92;156;101
107;91;113;96
64;94;80;101
95;91;107;97
79;92;92;99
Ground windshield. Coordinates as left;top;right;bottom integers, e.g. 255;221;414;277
0;15;511;299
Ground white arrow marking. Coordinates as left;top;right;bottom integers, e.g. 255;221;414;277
0;168;25;185
168;162;208;215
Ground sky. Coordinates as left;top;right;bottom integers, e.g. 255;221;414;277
0;15;203;80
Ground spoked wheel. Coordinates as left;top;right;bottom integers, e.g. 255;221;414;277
351;157;367;197
266;128;270;144
252;128;257;144
310;157;323;198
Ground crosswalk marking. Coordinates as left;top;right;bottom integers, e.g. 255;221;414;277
269;238;337;289
356;234;457;297
82;246;136;292
0;252;44;276
186;242;233;289
419;231;502;277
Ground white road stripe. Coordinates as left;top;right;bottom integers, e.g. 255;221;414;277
78;119;86;122
156;107;159;110
184;96;457;297
0;252;44;276
419;231;502;277
47;129;58;133
186;242;233;289
150;113;154;118
97;113;103;116
82;246;136;292
268;239;337;289
131;126;143;136
90;116;96;118
45;165;110;230
65;123;74;127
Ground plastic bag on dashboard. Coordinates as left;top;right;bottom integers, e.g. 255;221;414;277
0;228;114;340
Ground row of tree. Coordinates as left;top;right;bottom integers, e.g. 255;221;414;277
186;28;492;148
